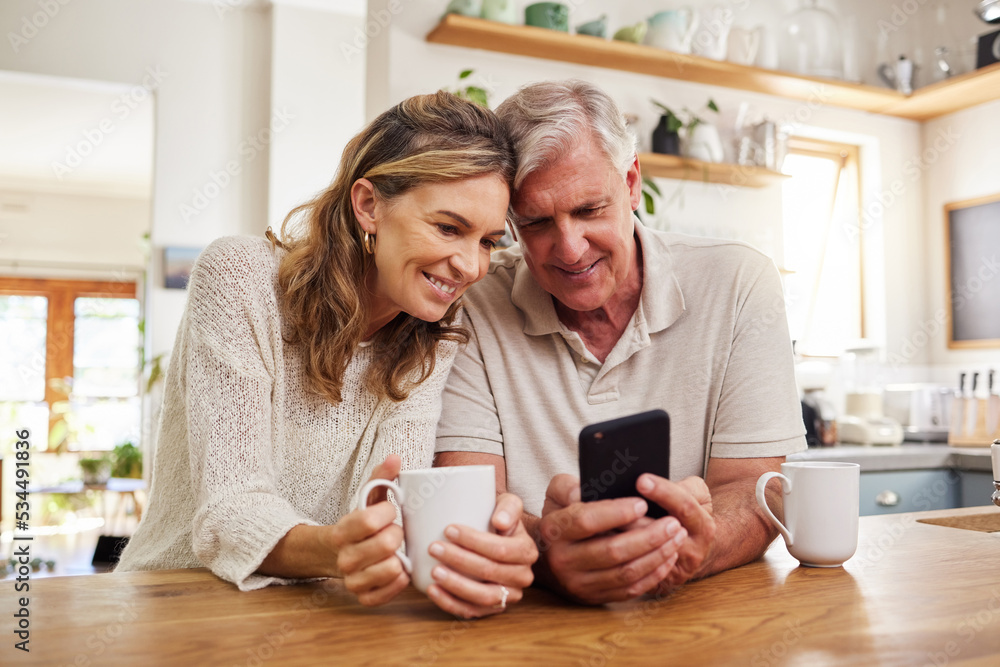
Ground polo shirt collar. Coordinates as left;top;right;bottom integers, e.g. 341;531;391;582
510;216;686;337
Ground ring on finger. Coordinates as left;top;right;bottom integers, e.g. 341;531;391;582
492;585;509;610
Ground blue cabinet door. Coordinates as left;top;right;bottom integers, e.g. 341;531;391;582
860;470;961;515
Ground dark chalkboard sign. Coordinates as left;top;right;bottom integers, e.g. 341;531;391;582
945;193;1000;348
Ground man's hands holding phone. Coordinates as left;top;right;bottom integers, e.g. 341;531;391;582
536;473;716;605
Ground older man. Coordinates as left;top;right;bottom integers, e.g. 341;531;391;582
435;80;806;605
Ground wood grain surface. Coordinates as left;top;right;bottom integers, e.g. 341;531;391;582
4;506;1000;665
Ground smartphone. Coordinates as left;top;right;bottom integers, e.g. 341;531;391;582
578;409;671;518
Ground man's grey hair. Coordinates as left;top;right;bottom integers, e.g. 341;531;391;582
494;80;637;189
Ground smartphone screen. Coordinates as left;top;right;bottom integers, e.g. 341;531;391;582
578;409;671;518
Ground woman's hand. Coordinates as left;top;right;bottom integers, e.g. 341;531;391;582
424;493;539;618
331;454;410;606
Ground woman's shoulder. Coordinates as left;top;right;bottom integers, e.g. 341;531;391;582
185;236;282;320
194;236;279;281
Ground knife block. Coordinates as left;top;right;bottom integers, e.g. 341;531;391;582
948;395;1000;447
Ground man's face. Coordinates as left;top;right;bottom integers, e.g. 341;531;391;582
511;135;642;313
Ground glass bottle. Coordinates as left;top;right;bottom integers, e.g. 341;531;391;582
778;0;844;79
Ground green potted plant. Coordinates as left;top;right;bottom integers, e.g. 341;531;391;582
651;98;722;162
111;441;143;479
79;455;111;485
447;69;490;108
650;100;683;155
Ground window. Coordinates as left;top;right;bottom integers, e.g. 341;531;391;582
781;138;863;357
0;278;140;452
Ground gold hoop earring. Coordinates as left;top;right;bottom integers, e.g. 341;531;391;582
363;231;376;255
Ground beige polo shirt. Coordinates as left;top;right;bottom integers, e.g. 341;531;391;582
435;219;806;516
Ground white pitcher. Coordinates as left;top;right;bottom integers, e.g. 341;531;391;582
727;25;763;66
644;8;699;54
691;5;733;61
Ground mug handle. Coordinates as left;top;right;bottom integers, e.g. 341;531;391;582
755;472;793;546
356;478;413;573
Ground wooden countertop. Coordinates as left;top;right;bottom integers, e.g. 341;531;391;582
4;506;1000;665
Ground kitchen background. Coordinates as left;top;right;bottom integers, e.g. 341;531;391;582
1;0;999;563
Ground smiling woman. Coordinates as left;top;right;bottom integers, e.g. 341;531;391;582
115;92;539;619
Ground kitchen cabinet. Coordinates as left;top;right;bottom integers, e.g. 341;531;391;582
427;15;1000;122
959;471;995;508
860;469;961;516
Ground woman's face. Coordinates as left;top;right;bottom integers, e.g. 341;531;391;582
362;173;510;330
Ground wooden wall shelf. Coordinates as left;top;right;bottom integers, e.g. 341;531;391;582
427;15;1000;122
638;153;788;188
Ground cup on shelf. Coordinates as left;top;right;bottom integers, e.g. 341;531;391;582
525;2;569;32
644;8;698;54
727;26;762;66
575;14;607;38
481;0;517;24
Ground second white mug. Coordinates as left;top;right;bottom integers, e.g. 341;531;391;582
357;465;496;593
756;461;860;567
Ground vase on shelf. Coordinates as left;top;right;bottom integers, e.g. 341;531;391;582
683;123;724;163
777;0;844;80
651;115;681;155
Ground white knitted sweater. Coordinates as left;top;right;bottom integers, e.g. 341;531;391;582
116;236;458;590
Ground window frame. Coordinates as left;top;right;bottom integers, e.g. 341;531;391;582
0;277;138;449
783;136;865;356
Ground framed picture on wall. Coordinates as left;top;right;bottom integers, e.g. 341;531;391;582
162;247;203;290
945;192;1000;349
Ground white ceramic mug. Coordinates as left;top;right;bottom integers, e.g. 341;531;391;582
356;465;495;593
756;461;860;567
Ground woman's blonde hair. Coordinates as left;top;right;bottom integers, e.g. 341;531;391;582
267;91;515;403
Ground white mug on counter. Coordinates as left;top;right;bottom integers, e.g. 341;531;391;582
756;461;860;567
356;465;495;593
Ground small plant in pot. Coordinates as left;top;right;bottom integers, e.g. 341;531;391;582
650;100;683;155
651;98;724;163
79;455;112;486
111;441;143;479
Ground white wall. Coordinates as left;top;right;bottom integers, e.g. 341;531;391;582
269;3;366;229
922;98;1000;377
0;187;149;272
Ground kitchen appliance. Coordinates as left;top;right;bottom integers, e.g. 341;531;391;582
883;383;953;442
976;28;1000;68
838;343;904;446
